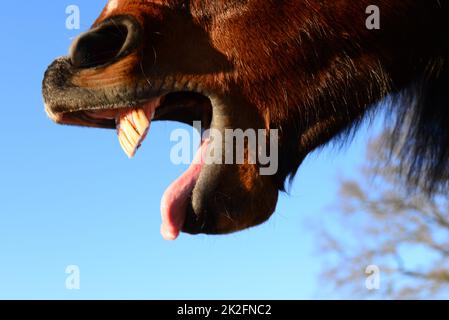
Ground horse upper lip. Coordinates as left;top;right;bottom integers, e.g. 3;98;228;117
43;56;216;129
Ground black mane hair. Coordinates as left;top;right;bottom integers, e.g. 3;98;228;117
390;57;449;193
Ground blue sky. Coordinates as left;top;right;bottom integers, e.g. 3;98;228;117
0;1;381;299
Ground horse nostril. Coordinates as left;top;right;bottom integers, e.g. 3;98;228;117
69;15;142;69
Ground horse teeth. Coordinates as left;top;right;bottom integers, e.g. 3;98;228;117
123;117;141;146
116;108;152;158
118;131;135;158
133;109;151;135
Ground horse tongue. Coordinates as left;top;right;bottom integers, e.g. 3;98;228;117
115;98;160;158
160;140;209;240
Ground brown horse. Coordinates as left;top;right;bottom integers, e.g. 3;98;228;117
43;1;449;239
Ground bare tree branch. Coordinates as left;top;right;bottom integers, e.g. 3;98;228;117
317;132;449;299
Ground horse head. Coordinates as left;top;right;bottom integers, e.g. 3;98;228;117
43;0;449;239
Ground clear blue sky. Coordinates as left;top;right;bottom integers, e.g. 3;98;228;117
0;1;381;299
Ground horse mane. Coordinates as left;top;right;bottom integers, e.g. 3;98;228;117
325;57;449;195
388;57;449;193
325;56;449;194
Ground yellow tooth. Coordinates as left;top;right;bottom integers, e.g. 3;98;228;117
118;134;130;158
118;134;132;158
122;117;141;146
116;107;154;158
132;108;150;135
118;129;136;158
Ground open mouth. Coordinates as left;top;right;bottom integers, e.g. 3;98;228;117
42;13;280;239
48;91;213;240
